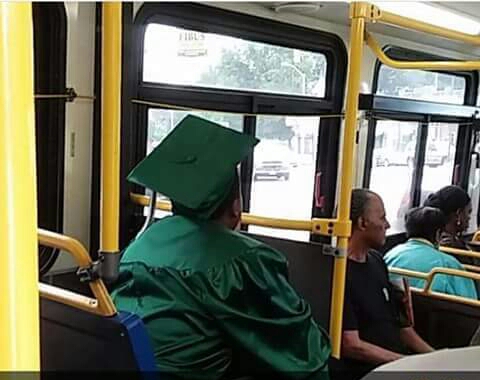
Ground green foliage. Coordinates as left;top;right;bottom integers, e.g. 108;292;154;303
200;43;325;140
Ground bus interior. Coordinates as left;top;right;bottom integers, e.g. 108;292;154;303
4;0;480;377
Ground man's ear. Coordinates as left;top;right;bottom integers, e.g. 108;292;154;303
231;197;242;219
357;216;367;231
231;198;242;230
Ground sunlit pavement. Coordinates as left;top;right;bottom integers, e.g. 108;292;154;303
370;162;455;233
250;164;314;241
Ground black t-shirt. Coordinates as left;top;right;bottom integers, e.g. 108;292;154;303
330;251;409;379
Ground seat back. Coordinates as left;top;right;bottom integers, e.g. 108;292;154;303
41;296;156;371
412;292;480;348
247;233;480;349
246;233;334;328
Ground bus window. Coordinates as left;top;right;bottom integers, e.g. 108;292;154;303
421;123;458;203
147;108;242;154
127;3;345;246
377;65;466;105
146;109;243;219
143;24;327;98
249;115;319;241
369;120;419;233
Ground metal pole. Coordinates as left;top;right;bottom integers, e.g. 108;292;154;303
0;2;40;370
329;2;366;358
100;2;121;256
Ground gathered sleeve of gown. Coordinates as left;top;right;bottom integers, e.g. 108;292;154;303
196;246;332;380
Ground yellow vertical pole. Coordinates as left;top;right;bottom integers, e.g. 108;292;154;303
100;2;121;254
329;3;366;358
0;2;40;370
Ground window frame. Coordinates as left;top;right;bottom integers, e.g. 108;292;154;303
363;45;480;237
133;3;345;114
33;3;67;274
372;46;478;105
119;2;347;246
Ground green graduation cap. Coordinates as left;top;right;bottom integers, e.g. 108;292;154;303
128;114;259;219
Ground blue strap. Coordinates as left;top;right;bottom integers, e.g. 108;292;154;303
116;311;157;372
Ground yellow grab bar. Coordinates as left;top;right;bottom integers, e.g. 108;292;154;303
242;214;312;231
472;231;480;243
389;267;429;281
326;4;366;358
100;2;122;255
439;246;480;260
39;229;95;267
39;229;116;317
40;283;101;314
464;265;480;274
0;2;40;371
425;267;480;292
389;266;480;291
389;267;480;307
366;32;480;71
411;287;480;308
373;4;480;46
129;192;351;237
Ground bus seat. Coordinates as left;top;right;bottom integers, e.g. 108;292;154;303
469;325;480;345
361;346;480;378
411;292;480;348
245;233;334;329
40;295;156;371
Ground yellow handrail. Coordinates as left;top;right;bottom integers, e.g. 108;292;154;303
0;3;40;371
389;267;480;307
366;32;480;71
374;5;480;46
472;231;480;243
425;267;480;292
440;246;480;261
411;287;480;308
390;266;480;291
324;3;367;358
38;229;117;317
129;192;352;237
464;265;480;274
389;267;429;281
100;2;122;255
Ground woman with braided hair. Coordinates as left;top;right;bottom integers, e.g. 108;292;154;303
423;185;473;263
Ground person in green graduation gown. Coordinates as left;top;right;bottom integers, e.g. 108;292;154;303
111;115;331;380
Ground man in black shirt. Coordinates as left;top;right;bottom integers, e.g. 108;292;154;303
331;189;433;379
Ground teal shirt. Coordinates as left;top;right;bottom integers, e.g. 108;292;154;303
384;239;478;300
111;215;330;379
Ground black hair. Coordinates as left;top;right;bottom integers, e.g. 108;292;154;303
423;185;471;219
405;206;447;243
210;171;241;220
350;189;377;229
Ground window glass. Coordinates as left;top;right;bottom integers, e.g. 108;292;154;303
249;115;319;241
377;65;466;105
147;108;242;154
420;123;458;203
469;131;480;233
369;120;419;233
144;24;327;97
146;109;243;219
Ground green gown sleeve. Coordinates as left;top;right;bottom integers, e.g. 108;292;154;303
197;246;331;379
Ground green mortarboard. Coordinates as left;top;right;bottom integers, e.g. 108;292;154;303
128;115;259;219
